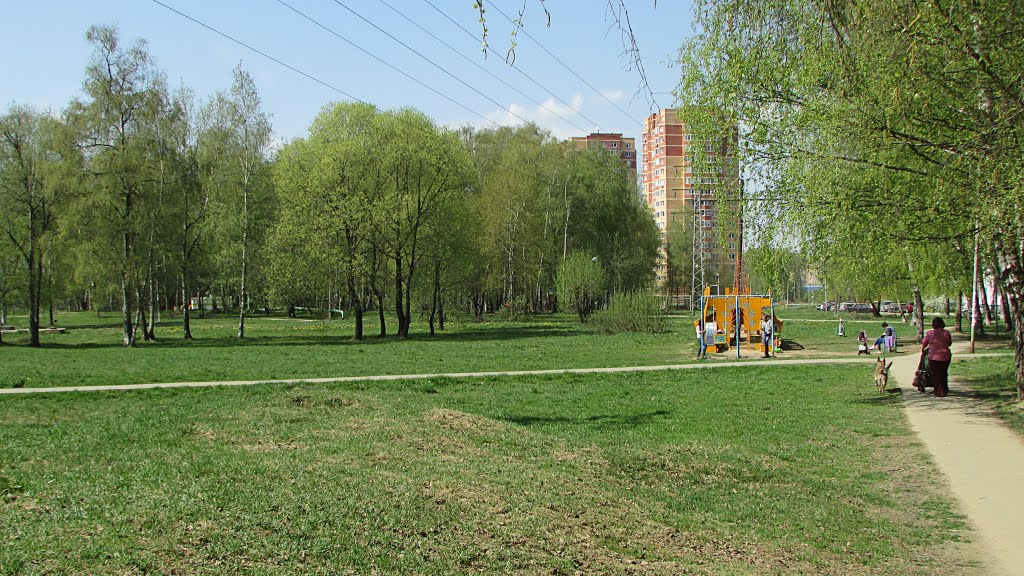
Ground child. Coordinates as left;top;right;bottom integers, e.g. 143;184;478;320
837;318;846;337
857;330;870;355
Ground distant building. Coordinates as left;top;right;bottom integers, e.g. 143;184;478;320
641;108;739;289
569;132;637;178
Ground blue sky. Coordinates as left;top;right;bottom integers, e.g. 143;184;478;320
2;1;695;143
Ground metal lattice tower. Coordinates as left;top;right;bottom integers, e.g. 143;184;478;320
690;189;705;311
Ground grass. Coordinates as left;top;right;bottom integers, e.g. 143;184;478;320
0;309;1001;389
0;309;852;389
1;311;697;389
951;354;1024;436
0;365;976;574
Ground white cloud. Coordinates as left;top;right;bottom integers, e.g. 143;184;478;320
480;92;591;139
597;89;626;103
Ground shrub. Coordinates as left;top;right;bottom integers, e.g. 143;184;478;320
590;291;667;334
557;253;607;323
497;294;530;321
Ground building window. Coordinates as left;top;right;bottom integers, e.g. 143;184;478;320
684;134;693;141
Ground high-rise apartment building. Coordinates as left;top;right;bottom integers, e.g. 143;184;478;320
641;109;739;292
570;132;637;178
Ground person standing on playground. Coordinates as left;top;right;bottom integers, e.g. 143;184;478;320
704;319;716;358
922;317;953;397
695;320;706;359
761;313;774;358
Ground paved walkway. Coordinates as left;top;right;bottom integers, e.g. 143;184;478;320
892;344;1024;576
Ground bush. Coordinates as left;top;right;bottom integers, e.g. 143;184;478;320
590;291;667;334
557;252;607;322
496;295;530;321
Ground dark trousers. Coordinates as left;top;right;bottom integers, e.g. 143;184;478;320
929;359;950;397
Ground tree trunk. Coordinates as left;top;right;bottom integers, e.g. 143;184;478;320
1001;290;1013;330
394;251;409;338
428;260;440;336
438;285;446;331
376;289;386;338
181;267;193;340
238;227;248;339
346;272;364;341
913;286;925;342
973;287;986;337
980;279;994;324
121;272;135;347
945;297;951;316
956;291;964;333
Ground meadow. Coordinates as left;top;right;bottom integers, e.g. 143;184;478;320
1;307;907;390
1;365;977;575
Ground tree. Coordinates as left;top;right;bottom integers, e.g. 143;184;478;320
0;106;73;346
204;64;275;339
557;251;607;322
678;0;1024;397
70;25;161;347
272;102;379;341
372;109;473;338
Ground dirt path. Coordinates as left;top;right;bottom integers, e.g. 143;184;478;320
892;343;1024;576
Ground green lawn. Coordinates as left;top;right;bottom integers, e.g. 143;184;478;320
0;365;976;575
1;309;910;389
2;311;705;389
951;355;1024;436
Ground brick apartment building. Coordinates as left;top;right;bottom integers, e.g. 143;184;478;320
569;132;637;179
641;108;739;289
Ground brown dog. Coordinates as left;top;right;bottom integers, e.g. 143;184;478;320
874;357;893;394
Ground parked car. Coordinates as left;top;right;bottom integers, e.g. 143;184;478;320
849;303;873;313
880;301;900;313
817;301;835;311
839;302;855;311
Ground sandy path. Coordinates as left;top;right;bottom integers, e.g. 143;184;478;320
892;344;1024;576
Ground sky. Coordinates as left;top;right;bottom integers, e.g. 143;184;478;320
1;1;696;144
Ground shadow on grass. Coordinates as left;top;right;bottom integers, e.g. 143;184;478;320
503;409;671;430
853;387;905;405
31;323;591;351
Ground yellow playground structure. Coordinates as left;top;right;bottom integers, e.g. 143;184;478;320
698;287;782;355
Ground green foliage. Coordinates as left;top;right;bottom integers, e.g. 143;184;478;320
496;294;530;321
589;290;667;334
557;252;606;322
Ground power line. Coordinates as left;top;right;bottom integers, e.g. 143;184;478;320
488;2;644;129
421;0;606;133
373;0;590;135
150;0;361;102
274;0;497;128
147;0;636;203
324;0;543;130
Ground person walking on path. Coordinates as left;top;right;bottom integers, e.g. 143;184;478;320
921;316;952;397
